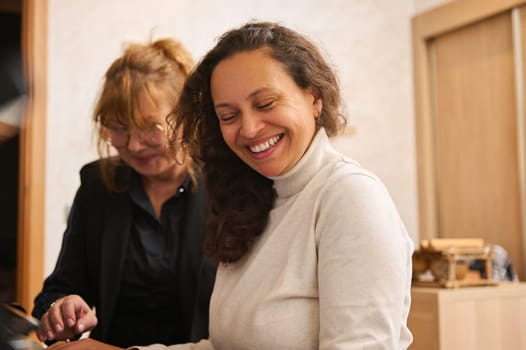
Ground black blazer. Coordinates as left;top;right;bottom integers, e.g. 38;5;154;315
32;160;216;343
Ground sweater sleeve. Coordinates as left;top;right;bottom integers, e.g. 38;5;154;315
316;171;414;349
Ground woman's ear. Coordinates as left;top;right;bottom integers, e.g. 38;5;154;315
311;89;323;119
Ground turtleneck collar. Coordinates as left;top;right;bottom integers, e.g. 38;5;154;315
269;128;340;198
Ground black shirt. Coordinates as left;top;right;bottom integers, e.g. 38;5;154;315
106;173;191;347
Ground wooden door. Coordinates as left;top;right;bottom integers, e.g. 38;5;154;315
413;0;526;279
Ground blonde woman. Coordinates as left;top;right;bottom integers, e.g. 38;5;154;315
32;38;215;348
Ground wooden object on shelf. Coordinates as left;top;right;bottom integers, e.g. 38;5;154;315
408;282;526;350
412;238;496;288
421;238;485;250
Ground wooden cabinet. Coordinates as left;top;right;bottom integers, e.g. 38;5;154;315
408;283;526;350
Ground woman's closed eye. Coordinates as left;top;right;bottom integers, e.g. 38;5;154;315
217;111;239;124
255;98;276;111
216;98;276;124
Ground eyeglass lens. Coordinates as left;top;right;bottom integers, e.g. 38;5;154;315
107;124;164;147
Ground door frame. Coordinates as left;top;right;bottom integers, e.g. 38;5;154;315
17;0;47;312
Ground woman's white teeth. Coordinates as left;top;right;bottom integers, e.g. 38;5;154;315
250;135;282;153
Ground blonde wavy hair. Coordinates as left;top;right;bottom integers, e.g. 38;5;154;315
93;38;195;191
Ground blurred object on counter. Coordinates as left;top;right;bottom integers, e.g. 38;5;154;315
412;238;497;288
469;244;519;282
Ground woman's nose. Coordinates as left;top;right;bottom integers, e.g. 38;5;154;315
239;114;264;138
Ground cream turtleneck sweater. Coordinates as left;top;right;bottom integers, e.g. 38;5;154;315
136;128;414;350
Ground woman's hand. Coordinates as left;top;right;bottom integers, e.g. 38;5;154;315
46;339;123;350
36;295;97;342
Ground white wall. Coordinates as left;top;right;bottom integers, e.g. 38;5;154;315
45;0;449;274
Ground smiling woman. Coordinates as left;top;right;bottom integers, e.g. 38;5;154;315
31;37;215;349
148;20;414;350
211;50;320;177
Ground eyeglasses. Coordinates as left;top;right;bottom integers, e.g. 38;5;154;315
104;123;165;147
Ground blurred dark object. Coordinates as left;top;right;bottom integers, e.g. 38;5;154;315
0;133;19;303
0;303;42;350
469;244;519;282
0;11;26;107
0;10;26;143
0;9;22;304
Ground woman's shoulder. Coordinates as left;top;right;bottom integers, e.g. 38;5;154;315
326;156;380;185
318;156;392;204
79;159;102;180
78;157;131;187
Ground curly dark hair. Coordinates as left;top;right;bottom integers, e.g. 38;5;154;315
170;21;346;264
